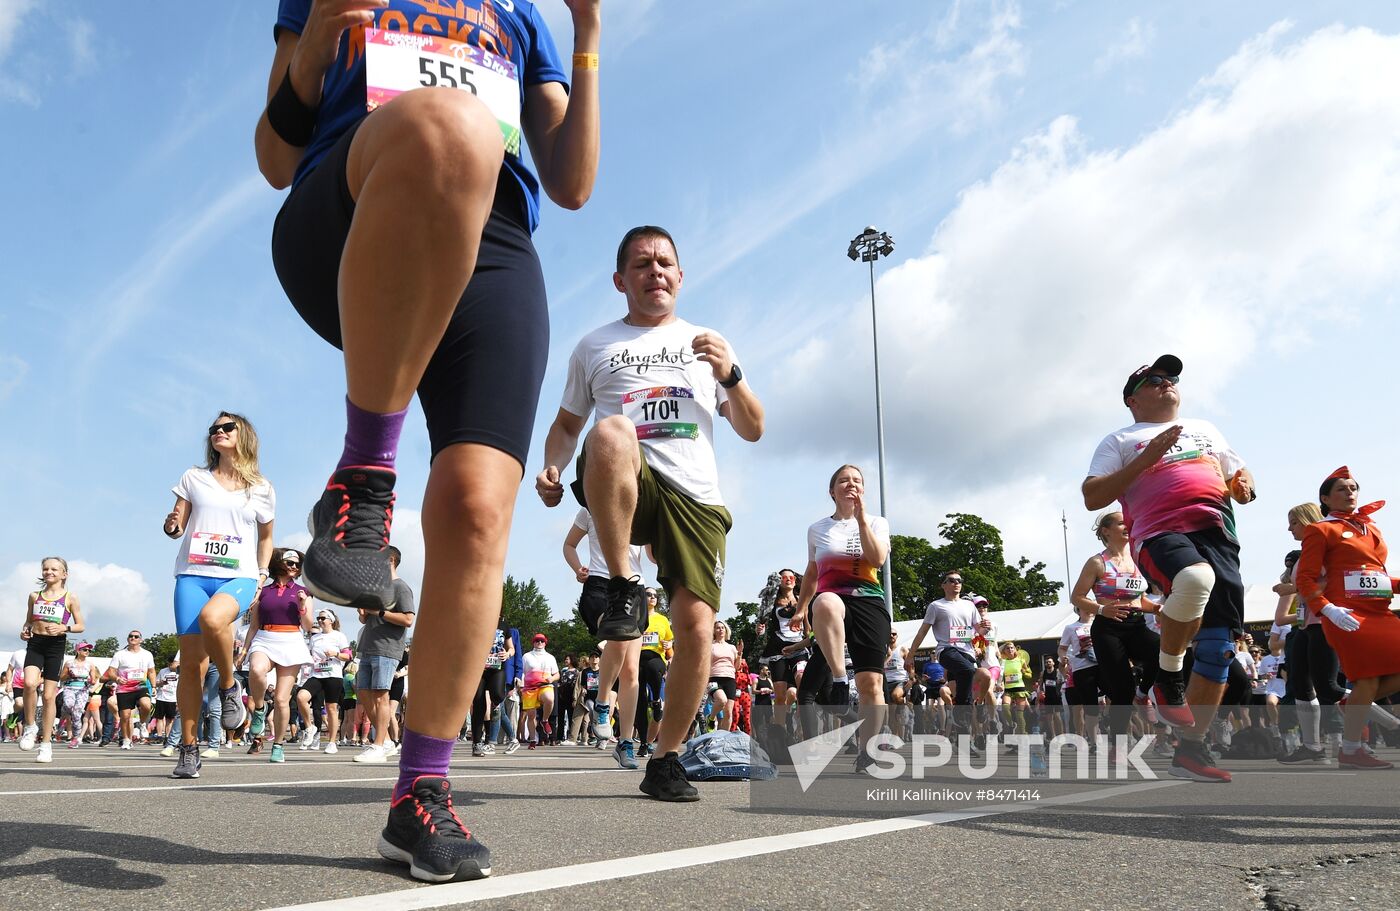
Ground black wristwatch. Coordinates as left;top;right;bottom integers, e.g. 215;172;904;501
720;364;743;388
378;609;386;620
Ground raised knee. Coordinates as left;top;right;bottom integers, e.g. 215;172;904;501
376;88;504;186
1161;563;1215;622
587;415;639;455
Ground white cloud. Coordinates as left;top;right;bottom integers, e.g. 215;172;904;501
0;354;26;401
1094;17;1155;74
1;560;154;650
0;0;36;60
769;22;1400;557
70;17;95;75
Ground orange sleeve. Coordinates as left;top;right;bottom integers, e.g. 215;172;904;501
1295;525;1331;614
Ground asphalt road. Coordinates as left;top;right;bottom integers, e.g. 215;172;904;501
2;738;1398;911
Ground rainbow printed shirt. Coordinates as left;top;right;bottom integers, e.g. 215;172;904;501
807;515;890;603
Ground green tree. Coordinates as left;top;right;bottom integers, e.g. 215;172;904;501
499;576;551;638
145;632;181;669
90;636;118;658
888;513;1062;616
543;596;600;662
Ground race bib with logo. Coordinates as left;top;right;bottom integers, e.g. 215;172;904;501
364;28;522;156
622;385;699;441
642;631;661;647
32;598;64;623
189;532;241;571
1344;570;1392;599
949;625;974;645
486;655;503;669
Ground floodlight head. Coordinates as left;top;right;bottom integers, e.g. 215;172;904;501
847;242;859;261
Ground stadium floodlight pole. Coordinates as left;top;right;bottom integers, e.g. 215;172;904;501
1062;510;1072;598
848;226;896;618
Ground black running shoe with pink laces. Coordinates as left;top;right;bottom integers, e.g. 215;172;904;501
378;776;492;882
303;466;397;610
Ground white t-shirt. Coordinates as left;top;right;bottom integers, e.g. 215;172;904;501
1059;620;1097;671
573;508;645;578
521;648;559;689
172;468;276;579
1086;418;1244;545
309;630;351;679
559;318;734;505
806;515;890;606
921;598;981;657
1258;654;1285;698
1236;649;1258;690
110;648;155;694
155;667;179;701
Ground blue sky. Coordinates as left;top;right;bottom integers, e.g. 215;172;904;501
5;1;1400;650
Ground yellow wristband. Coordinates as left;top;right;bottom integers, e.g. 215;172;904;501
572;52;599;71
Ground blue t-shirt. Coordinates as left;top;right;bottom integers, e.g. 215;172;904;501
275;0;567;233
924;661;946;684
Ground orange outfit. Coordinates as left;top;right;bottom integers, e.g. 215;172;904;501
1296;509;1400;680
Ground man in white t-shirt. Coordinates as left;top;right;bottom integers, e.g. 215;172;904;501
519;634;559;749
1083;354;1256;784
536;225;765;802
907;571;988;743
106;631;156;749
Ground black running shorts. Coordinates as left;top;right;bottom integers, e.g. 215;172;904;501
24;634;66;682
1137;526;1245;634
837;594;892;675
271;116;549;466
578;576;609;637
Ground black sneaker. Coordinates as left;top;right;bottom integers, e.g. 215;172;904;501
639;751;700;802
378;777;492;883
597;576;643;641
1277;744;1329;764
824;681;857;721
171;743;201;779
303;466;398;610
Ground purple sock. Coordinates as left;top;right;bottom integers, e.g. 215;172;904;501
337;397;407;471
393;729;456;801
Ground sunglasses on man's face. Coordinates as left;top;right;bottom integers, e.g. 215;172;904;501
944;578;962;585
128;635;141;640
208;421;237;436
1132;374;1179;395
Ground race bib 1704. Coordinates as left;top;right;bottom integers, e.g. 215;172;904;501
189;532;241;570
364;28;522;156
622;385;699;441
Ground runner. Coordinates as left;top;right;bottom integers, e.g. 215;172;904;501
151;655;180;744
561;506;647;767
1295;467;1400;769
242;548;314;762
907;571;986;749
1084;354;1255;783
59;642;99;750
163;412;275;779
791;464;891;769
520;634;559;748
19;557;86;763
259;0;601;882
1037;657;1064;739
536;224;764;801
707;621;739;733
1058;606;1100;744
106;631;156;751
301;608;352;755
1070;510;1171;762
471;620;514;757
885;630;911;740
1276;502;1347;763
636;589;673;756
354;546;415;764
756;569;803;739
997;641;1031;736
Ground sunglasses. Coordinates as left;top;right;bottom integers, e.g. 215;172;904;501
317;615;332;622
208;421;237;436
1131;374;1179;395
943;578;963;584
285;562;301;569
128;635;141;640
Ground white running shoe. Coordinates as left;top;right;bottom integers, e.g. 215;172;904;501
325;741;338;755
35;742;52;764
160;745;176;758
121;739;133;750
504;740;521;755
19;725;38;751
200;747;220;759
301;725;319;750
134;723;147;741
353;744;389;764
384;740;400;758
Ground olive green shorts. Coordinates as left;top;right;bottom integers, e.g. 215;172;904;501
572;447;732;609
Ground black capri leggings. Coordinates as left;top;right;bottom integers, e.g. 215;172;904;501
796;646;834;743
635;651;666;735
471;667;506;744
1090;615;1160;737
1286;623;1346;733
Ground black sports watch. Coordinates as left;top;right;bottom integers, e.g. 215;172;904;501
720;364;743;388
378;609;386;620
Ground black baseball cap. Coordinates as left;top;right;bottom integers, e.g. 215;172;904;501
1122;354;1183;401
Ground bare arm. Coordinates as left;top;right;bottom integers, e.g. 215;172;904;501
717;383;765;443
520;3;601;210
1069;556;1103;617
242;603;261;657
164;496;191;539
64;596;85;636
536;408;588;507
381;609;415;629
792;559;819;627
256;521;275;589
563;524;589;583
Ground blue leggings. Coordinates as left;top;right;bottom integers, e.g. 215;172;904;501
173;575;256;636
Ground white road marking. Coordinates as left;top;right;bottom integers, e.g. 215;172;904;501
262;779;1183;911
0;767;626;797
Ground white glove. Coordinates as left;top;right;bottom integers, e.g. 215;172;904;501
1321;604;1361;632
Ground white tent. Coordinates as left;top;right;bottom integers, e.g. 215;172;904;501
893;584;1287;652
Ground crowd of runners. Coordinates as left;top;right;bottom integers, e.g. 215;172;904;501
9;0;1400;888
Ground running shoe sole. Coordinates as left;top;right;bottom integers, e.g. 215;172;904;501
376;834;492;883
302;467;398;610
638;778;701;802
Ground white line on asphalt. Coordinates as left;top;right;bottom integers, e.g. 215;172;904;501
0;767;626;797
0;763;173;772
262;779;1183;911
